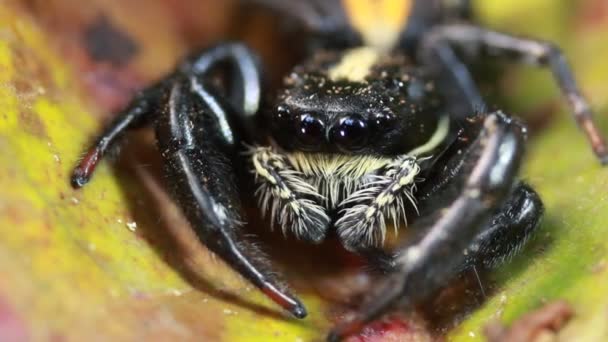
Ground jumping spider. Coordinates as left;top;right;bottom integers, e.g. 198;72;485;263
71;0;607;340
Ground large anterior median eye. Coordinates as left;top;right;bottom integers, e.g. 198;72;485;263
295;113;325;149
330;115;369;152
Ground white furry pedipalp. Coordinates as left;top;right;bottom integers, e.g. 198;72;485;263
249;146;422;247
335;156;420;248
249;147;330;242
285;152;396;208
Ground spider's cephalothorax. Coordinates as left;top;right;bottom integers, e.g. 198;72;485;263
251;47;450;249
70;0;607;340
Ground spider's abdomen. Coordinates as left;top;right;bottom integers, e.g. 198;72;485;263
342;0;413;50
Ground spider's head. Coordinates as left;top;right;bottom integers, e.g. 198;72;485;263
265;47;448;156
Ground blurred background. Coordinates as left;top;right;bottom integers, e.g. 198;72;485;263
1;0;608;341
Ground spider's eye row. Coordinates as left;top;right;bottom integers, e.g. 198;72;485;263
330;115;369;151
296;112;325;148
274;105;291;124
371;112;396;131
271;107;396;152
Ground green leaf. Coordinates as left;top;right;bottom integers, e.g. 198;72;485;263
1;1;607;341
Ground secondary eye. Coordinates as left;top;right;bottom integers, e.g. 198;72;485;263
272;105;292;128
275;105;289;119
295;113;325;149
371;111;396;131
330;115;369;152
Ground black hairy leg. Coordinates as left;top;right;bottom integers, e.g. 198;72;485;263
328;112;527;341
462;182;544;270
71;82;166;188
413;119;544;272
156;77;305;318
418;38;486;117
71;43;307;318
422;23;608;164
71;43;262;188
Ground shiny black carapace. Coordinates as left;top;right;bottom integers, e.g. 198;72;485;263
71;0;607;340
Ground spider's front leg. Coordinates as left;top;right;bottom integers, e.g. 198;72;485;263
154;76;307;318
328;112;532;341
461;182;543;270
422;23;608;164
71;43;307;318
71;82;167;187
71;43;261;187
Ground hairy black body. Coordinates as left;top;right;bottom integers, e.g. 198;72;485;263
70;0;606;340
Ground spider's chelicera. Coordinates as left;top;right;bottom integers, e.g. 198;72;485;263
71;1;607;340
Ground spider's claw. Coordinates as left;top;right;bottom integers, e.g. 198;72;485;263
71;147;102;188
261;283;307;318
292;302;308;319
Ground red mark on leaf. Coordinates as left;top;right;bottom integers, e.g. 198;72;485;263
0;296;28;342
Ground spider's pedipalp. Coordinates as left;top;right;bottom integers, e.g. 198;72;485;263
249;146;330;243
336;156;421;250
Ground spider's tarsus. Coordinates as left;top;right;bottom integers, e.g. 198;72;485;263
291;302;308;319
71;147;101;189
260;283;308;318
